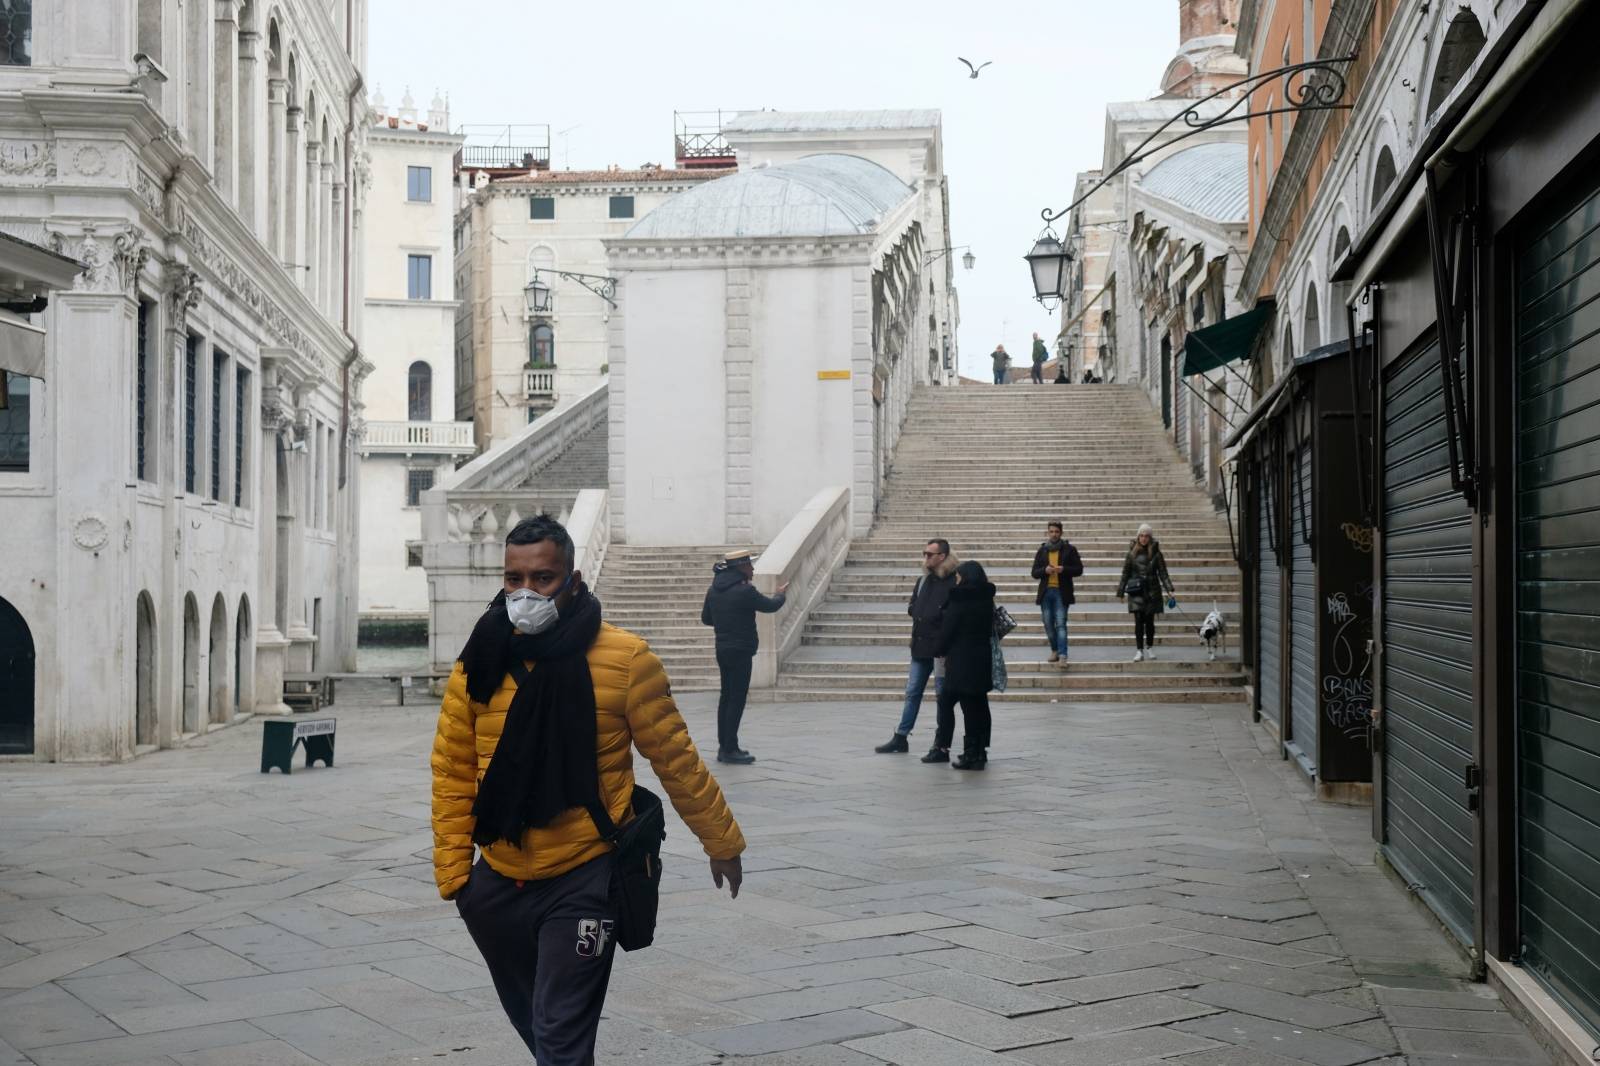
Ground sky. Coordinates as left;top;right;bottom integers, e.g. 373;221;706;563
368;0;1180;381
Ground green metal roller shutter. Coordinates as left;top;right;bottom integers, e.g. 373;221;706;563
1175;380;1189;465
1289;447;1317;776
1258;473;1283;731
1515;178;1600;1040
1380;338;1476;946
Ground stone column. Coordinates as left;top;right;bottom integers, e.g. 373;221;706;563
302;138;320;297
331;176;345;320
283;385;315;671
320;159;335;315
237;28;262;232
161;265;201;748
723;266;752;546
266;78;287;260
47;227;146;760
253;354;292;714
212;0;239;205
284;104;302;273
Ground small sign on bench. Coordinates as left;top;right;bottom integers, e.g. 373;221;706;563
261;717;336;775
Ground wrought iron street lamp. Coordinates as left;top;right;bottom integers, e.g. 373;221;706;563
524;276;552;315
1025;233;1071;308
924;245;976;270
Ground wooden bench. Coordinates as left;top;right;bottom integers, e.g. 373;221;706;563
284;672;335;709
261;717;336;774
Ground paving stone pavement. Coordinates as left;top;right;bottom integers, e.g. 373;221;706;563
0;681;1558;1065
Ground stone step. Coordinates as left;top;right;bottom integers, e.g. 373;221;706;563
752;687;1244;705
775;671;1243;691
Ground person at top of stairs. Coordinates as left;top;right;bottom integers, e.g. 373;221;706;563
990;344;1010;385
701;550;787;765
1031;521;1084;665
928;560;997;771
1030;333;1048;385
1118;523;1175;663
875;538;959;754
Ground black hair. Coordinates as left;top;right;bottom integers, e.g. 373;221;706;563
955;560;988;585
504;513;576;571
926;537;951;555
1047;520;1063;533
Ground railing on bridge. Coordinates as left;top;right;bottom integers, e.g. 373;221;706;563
359;420;476;456
421;380;609;675
752;486;852;687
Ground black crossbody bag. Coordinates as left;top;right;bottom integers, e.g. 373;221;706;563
584;786;666;952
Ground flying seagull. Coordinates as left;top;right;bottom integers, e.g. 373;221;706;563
959;57;992;79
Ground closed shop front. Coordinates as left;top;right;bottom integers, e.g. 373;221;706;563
1512;176;1600;1035
1288;444;1317;776
1256;441;1284;737
1377;337;1476;946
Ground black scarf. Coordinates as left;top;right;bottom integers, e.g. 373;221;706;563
459;584;605;847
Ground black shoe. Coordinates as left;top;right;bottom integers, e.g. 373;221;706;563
717;750;756;765
952;750;987;771
920;747;949;763
875;733;910;754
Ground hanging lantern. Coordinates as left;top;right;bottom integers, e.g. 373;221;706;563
1025;233;1070;306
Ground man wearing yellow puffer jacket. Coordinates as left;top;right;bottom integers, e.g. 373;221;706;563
431;514;745;1065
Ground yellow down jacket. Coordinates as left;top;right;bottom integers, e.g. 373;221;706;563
430;621;745;899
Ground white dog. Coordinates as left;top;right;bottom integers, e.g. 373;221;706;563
1198;604;1227;661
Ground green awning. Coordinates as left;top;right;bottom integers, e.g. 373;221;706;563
1180;302;1274;377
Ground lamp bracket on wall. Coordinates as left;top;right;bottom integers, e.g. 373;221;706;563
531;268;617;309
1037;54;1359;228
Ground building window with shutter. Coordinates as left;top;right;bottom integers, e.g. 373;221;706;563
234;367;250;507
185;334;200;494
406;165;432;203
0;371;30;471
211;349;227;500
529;196;555;220
405;467;434;507
609;195;634;219
407;254;432;300
0;0;31;66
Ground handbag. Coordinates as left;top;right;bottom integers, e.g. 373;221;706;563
1123;577;1146;596
990;634;1008;693
993;604;1018;640
584;784;666;952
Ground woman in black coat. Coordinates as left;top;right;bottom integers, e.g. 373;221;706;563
923;560;996;770
1117;523;1174;662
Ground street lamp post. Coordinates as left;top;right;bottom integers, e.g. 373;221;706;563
924;246;976;270
524;276;552;315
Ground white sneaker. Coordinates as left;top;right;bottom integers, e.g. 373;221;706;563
1145;648;1157;660
1132;650;1144;662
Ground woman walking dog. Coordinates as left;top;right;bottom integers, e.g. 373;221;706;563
1117;523;1174;662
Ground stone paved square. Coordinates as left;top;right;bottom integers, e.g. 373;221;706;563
0;688;1559;1064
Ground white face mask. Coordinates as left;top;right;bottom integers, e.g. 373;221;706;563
506;584;563;635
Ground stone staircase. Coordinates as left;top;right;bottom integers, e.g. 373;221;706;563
771;383;1246;703
529;424;608;497
595;546;748;692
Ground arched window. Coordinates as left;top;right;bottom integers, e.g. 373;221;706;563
1331;227;1353;341
1304;282;1322;351
530;324;555;368
407;361;432;421
1427;10;1487;117
1371;145;1397;206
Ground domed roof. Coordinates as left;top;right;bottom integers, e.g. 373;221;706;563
623;154;914;240
1137;142;1248;223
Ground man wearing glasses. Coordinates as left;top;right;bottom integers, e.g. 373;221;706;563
875;538;959;753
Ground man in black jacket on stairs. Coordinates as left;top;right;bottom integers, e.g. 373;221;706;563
702;550;787;764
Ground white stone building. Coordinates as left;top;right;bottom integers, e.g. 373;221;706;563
454;163;730;451
606;152;931;545
720;110;960;386
355;90;472;624
0;0;369;761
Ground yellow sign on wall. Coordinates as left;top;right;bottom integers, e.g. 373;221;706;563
817;370;851;380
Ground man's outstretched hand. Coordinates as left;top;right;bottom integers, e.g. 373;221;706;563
710;856;743;899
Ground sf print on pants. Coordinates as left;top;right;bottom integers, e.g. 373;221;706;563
455;854;617;1064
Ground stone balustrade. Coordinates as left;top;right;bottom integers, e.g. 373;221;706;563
525;367;556;397
359;419;475;455
752;486;852;687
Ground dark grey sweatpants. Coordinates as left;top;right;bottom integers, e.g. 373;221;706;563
455;854;617;1064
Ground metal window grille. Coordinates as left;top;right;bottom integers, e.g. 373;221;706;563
211;350;226;500
135;301;150;481
406;165;432;202
608;195;635;219
234;367;249;507
184;334;198;494
405;468;434;507
405;543;423;568
407;254;432;299
0;0;31;66
529;196;555;220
